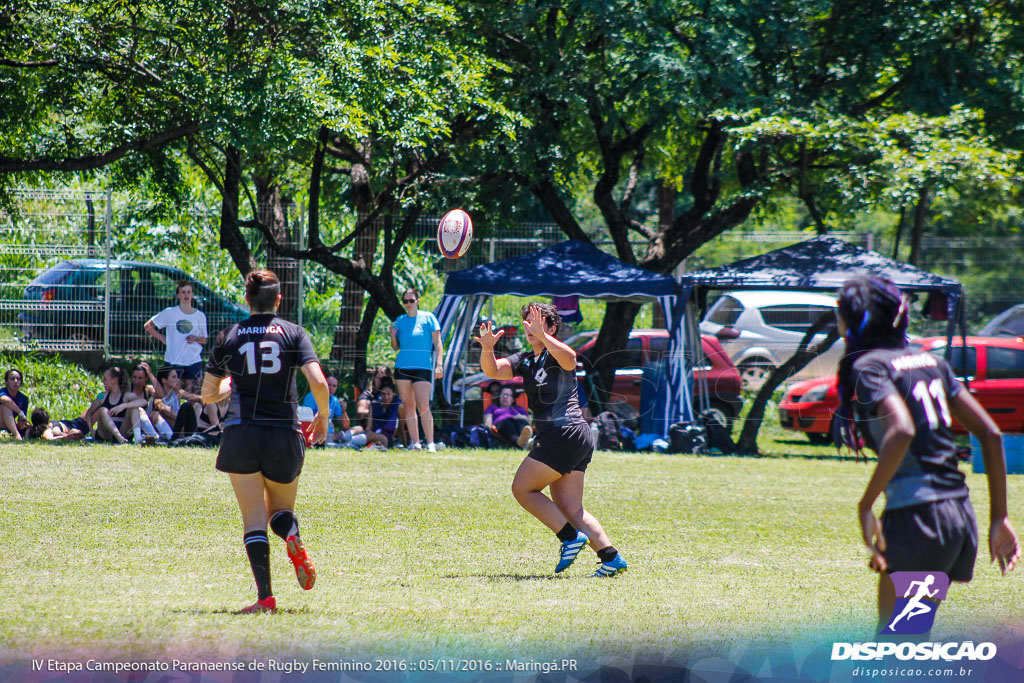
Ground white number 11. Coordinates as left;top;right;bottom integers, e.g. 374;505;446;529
911;378;951;430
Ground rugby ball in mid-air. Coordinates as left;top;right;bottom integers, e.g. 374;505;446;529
437;208;473;259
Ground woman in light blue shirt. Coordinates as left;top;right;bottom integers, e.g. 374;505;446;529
390;288;444;452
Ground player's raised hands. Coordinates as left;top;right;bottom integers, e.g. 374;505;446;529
474;320;505;350
522;304;549;341
990;518;1021;575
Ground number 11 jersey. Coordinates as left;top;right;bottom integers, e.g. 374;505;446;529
207;313;319;431
851;347;967;509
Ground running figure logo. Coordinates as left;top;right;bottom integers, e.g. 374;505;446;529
882;571;950;635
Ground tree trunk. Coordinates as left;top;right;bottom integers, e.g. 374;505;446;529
218;146;257;277
587;300;642;411
907;186;930;266
652;180;675;329
735;313;841;454
330;139;377;380
255;177;299;321
891;202;908;260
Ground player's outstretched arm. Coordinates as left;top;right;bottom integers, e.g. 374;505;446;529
475;321;513;380
949;391;1020;574
201;372;231;405
858;393;916;572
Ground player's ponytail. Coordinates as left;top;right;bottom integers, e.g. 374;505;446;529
246;269;281;312
833;275;910;452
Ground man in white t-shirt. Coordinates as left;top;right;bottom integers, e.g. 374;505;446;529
144;280;208;390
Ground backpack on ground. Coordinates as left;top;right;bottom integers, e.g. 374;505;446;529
668;422;707;454
594;411;624;451
699;412;736;453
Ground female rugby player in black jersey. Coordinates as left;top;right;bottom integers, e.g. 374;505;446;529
201;270;331;613
477;302;627;577
835;275;1019;631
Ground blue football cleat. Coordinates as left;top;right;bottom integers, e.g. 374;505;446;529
589;553;628;577
555;531;589;573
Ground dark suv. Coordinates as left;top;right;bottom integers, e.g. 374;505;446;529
18;259;249;354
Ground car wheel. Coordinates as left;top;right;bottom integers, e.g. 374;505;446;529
702;401;734;430
738;358;774;391
806;430;833;446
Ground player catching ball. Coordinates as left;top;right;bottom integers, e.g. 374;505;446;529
476;302;627;577
834;275;1019;631
201;270;330;613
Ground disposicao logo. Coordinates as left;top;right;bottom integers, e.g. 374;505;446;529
883;571;950;635
831;570;998;663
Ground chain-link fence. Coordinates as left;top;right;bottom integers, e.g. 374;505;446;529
2;189;1021;369
0;189;303;360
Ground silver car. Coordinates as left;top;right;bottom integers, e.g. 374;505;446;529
978;304;1024;339
699;290;845;389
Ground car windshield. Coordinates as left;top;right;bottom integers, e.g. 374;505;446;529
707;296;743;326
983;308;1024;336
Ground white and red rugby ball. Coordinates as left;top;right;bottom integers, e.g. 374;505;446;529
437;208;473;259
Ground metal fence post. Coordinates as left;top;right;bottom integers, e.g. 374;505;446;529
103;188;113;358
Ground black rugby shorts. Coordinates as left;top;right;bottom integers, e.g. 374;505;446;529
395;367;433;384
881;496;978;582
216;424;305;484
527;422;594;474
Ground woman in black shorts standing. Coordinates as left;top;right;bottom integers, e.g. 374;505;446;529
477;302;627;577
201;270;330;613
834;275;1019;631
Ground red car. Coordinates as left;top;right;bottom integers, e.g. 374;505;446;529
463;329;743;427
575;329;743;427
780;336;1024;443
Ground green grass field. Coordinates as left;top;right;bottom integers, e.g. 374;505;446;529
1;439;1022;669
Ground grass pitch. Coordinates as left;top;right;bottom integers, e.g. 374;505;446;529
1;440;1021;665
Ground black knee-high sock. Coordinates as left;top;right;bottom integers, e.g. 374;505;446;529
269;510;299;540
556;523;579;542
243;530;272;600
597;546;619;563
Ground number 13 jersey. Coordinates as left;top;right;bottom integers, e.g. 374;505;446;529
851;347;967;509
207;313;319;431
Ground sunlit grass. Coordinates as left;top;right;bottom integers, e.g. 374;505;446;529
1;440;1021;664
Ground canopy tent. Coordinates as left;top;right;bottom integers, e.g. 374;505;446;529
685;235;964;347
434;240;695;433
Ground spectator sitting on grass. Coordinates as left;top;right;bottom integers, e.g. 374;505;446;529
302;371;350;446
129;361;168;441
27;407;90;441
83;367;147;445
355;365;393;427
149;366;198;439
0;368;30;440
364;379;401;450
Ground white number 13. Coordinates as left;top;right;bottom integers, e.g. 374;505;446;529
911;378;951;430
239;341;282;374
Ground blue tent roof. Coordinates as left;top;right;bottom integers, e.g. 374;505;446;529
686;235;961;293
444;240;680;298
